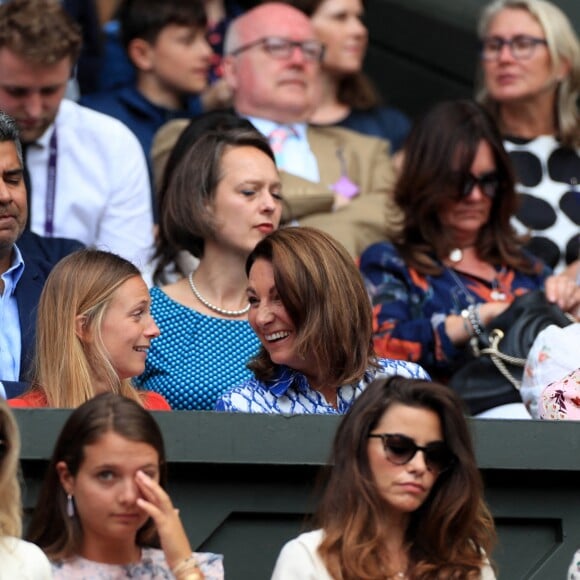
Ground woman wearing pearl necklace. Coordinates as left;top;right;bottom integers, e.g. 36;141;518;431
360;100;579;419
134;113;282;410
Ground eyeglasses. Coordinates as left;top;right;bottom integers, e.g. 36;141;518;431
368;433;456;474
452;170;500;199
481;35;547;61
229;36;325;62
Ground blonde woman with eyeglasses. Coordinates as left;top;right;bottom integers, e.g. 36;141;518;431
476;0;579;280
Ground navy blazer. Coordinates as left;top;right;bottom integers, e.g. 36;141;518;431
2;255;52;398
2;233;83;398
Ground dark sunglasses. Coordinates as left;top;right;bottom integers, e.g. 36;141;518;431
454;170;501;199
368;433;456;474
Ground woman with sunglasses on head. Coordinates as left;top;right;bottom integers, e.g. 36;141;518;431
360;99;579;418
272;376;496;579
27;392;223;578
476;0;579;279
0;399;52;578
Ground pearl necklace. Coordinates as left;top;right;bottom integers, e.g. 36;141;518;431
188;273;250;317
448;248;463;263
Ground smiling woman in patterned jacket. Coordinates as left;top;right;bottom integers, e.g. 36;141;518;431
216;227;428;414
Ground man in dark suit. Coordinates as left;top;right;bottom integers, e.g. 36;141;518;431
0;111;81;399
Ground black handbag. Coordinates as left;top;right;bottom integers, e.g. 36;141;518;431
449;290;574;416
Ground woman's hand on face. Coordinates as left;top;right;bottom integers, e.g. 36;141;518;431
135;470;192;570
544;274;580;316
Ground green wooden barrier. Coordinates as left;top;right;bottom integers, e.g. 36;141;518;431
15;410;580;580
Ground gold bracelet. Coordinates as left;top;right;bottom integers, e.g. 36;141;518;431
171;554;204;580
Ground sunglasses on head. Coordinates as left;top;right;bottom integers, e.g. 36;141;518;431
454;170;500;199
368;433;456;474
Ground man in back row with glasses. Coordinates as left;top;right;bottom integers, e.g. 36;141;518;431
155;2;401;258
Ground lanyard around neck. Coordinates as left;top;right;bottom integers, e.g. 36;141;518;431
44;128;58;236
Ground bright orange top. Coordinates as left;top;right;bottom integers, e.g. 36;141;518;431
8;389;171;410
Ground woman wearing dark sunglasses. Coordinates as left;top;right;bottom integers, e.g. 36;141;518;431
272;376;496;579
360;99;579;418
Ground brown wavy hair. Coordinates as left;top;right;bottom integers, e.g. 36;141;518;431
0;0;81;65
393;99;536;276
316;376;496;579
246;227;378;385
27;393;167;561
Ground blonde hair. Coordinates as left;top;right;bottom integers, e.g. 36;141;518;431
476;0;580;147
30;250;146;408
0;399;22;538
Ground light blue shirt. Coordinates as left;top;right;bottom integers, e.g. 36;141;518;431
246;116;320;183
0;245;24;382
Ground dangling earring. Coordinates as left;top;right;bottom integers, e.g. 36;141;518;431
66;494;75;518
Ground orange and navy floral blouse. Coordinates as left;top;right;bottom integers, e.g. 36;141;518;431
360;242;549;381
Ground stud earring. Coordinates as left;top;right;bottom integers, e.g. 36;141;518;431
66;494;75;518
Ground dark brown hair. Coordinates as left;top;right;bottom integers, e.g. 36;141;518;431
27;393;167;560
316;376;496;579
119;0;207;50
393;99;536;276
246;227;377;385
154;112;276;283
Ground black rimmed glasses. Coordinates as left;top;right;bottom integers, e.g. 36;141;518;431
229;36;325;62
368;433;456;474
481;35;548;61
452;170;501;199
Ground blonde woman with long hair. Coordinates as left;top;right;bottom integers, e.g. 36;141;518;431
476;0;579;279
9;250;169;409
0;398;51;577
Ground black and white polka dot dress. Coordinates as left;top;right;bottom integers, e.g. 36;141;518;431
505;135;580;272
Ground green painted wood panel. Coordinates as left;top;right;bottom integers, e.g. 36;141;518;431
15;410;580;579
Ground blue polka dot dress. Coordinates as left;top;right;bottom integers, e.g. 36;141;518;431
134;287;260;410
